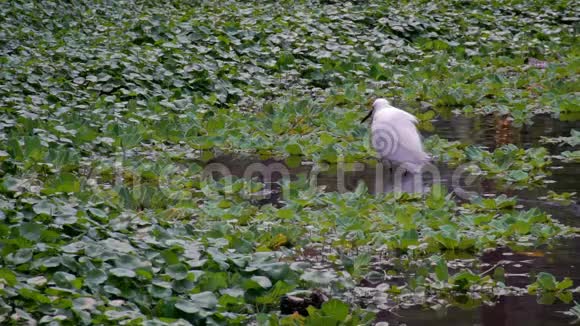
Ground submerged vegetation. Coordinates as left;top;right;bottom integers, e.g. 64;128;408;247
0;0;578;324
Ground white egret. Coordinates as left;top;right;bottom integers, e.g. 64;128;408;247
361;98;430;174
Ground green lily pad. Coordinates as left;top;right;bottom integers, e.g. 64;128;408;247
86;269;108;285
12;248;33;265
110;268;136;278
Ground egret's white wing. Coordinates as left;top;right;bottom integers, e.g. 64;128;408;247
371;106;429;171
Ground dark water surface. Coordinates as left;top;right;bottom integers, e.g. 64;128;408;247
430;113;580;150
204;114;579;325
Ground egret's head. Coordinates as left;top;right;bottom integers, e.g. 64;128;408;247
361;98;391;123
372;98;390;110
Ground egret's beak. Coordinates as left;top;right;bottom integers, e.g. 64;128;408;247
361;109;373;123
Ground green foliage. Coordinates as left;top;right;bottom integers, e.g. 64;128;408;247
528;272;575;304
277;299;375;326
0;0;577;324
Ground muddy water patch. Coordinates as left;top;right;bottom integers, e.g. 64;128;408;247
430;113;579;151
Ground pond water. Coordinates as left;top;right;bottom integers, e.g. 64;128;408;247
374;237;580;326
202;114;579;325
